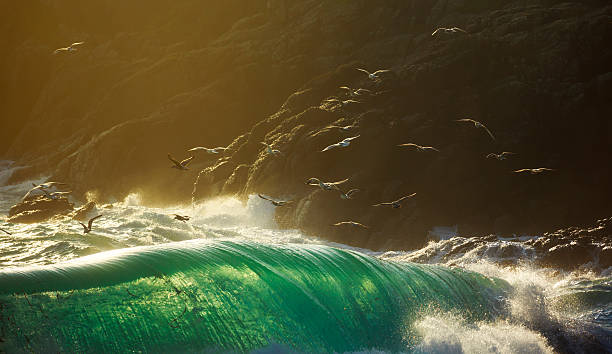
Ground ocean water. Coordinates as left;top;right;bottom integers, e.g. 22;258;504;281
0;164;610;353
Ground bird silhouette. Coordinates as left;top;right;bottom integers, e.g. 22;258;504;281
53;41;84;54
172;214;190;222
373;193;417;208
321;135;360;152
487;152;515;160
356;68;391;80
305;178;349;191
397;143;439;152
258;194;292;206
78;215;103;234
513;168;555;175
332;221;369;230
456;118;495;141
168;154;194;170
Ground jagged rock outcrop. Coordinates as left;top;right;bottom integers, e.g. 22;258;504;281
8;196;74;223
395;217;612;271
192;1;612;249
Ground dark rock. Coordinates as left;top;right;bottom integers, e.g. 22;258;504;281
8;196;74;223
193;160;237;201
599;248;612;268
541;243;597;270
222;164;251;195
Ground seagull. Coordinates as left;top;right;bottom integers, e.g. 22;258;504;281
187;146;227;154
0;228;11;235
41;189;72;200
487;152;515;160
373;193;417;208
327;124;357;132
258;194;292;207
357;68;391;80
431;27;467;36
397;143;440;152
53;41;85;54
23;182;70;201
332;221;369;230
321;135;360;152
172;214;190;222
168;154;194;170
305;178;349;191
324;98;361;107
339;86;371;97
261;142;283;156
339;189;360;200
513;168;556;175
32;182;70;190
455;118;496;141
78;215;103;234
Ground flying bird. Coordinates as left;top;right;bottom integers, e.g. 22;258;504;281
168;154;194;170
172;214;190;222
187;146;227;154
0;228;11;235
78;215;103;234
513;168;556;175
432;27;467;36
327;124;357;132
339;189;360;200
53;41;85;54
357;68;391;80
455;118;495;141
324;98;361;107
339;86;371;97
261;142;283;156
41;189;72;200
258;194;292;207
373;193;417;208
487;152;515;160
32;182;70;190
332;221;369;230
397;143;439;152
305;178;349;191
321;135;360;152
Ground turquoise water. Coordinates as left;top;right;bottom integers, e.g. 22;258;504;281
0;241;510;353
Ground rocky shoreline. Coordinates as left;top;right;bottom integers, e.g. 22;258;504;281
396;217;612;272
2;1;611;250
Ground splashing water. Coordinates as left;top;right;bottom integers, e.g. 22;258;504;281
0;174;610;352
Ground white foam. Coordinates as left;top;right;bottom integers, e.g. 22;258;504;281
412;314;554;354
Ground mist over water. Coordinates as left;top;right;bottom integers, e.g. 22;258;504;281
1;173;610;353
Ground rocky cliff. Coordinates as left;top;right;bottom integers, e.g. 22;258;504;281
2;1;611;249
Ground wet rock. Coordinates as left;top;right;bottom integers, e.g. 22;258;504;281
8;196;74;223
541;243;597;270
599;247;612;269
222;164;251;195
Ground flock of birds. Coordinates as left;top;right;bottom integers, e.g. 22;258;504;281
158;66;555;232
1;180;197;236
27;36;555;236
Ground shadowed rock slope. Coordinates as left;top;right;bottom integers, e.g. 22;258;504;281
193;1;612;249
2;1;612;249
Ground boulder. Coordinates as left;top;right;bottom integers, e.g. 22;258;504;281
8;196;74;223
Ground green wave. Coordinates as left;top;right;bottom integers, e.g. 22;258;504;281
0;241;510;352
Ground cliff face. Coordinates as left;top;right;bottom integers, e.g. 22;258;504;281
3;1;612;249
194;1;612;249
